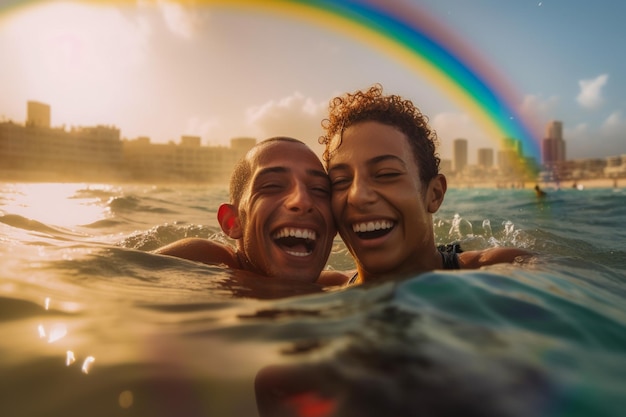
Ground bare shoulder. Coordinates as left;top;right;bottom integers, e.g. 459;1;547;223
458;247;534;269
152;237;238;268
317;270;351;287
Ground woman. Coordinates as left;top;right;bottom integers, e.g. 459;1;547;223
319;85;532;284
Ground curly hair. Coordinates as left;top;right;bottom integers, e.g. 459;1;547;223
319;84;440;183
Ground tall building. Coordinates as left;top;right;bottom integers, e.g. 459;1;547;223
27;101;50;128
477;148;494;169
542;120;566;166
453;138;468;174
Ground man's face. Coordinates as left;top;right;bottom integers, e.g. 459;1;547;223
236;141;336;282
327;121;437;278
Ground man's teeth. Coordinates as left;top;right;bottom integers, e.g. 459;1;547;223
352;220;394;233
272;228;317;240
285;250;310;257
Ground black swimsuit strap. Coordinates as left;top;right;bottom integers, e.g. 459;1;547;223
440;250;460;269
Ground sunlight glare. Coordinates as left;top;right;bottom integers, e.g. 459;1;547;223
2;183;108;227
1;1;148;120
66;350;76;366
81;355;96;374
47;323;68;343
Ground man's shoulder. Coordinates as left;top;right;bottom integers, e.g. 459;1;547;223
152;237;238;268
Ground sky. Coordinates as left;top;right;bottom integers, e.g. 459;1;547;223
1;0;625;163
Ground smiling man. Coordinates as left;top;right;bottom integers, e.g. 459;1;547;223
153;137;344;285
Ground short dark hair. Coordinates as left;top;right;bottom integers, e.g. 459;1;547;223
319;84;440;183
229;137;306;206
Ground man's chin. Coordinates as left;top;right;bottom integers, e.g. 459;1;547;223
268;247;323;282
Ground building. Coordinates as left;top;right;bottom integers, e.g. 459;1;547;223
27;101;51;128
0;121;123;181
453;138;468;174
497;148;519;176
542;120;566;166
122;136;255;182
477;148;494;169
1;101;257;183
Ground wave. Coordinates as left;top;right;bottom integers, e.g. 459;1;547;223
107;195;177;214
0;213;86;239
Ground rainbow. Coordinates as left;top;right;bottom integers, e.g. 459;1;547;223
1;0;542;163
209;0;542;163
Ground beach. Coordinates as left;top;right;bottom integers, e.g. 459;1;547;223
449;177;623;190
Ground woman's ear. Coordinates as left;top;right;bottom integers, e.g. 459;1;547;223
426;174;447;213
217;203;242;239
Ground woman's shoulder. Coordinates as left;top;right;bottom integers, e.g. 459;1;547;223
458;247;534;268
317;270;353;287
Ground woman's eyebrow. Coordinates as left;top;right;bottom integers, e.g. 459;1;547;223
328;154;407;174
368;154;407;167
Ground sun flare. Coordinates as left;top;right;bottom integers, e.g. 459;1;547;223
1;183;110;228
1;1;148;124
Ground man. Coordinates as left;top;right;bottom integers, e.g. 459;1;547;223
319;85;532;284
154;137;345;285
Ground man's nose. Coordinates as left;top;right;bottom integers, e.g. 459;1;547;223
285;182;314;212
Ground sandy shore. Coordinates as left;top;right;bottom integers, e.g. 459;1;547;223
449;177;624;190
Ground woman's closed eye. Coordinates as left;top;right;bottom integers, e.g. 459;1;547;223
375;170;402;180
330;176;351;189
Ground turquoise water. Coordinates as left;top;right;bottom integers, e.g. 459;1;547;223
0;182;624;417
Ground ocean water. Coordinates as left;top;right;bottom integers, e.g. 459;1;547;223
0;182;625;417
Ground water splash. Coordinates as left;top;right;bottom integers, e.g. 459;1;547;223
448;213;474;240
482;219;493;238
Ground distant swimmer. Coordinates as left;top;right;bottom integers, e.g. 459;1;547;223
534;185;547;197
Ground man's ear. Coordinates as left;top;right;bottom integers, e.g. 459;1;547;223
217;203;242;239
426;174;447;213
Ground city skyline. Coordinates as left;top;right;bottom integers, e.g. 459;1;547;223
8;98;626;171
1;1;625;164
3;101;623;186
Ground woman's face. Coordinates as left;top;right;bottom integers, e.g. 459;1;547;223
327;121;440;278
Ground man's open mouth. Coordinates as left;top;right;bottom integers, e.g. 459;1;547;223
352;220;395;240
272;227;317;257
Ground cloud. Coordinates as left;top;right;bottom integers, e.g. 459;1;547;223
576;74;608;109
245;92;327;151
601;110;623;131
519;94;559;119
183;116;220;143
142;0;206;39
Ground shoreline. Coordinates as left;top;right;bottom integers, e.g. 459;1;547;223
448;177;624;190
